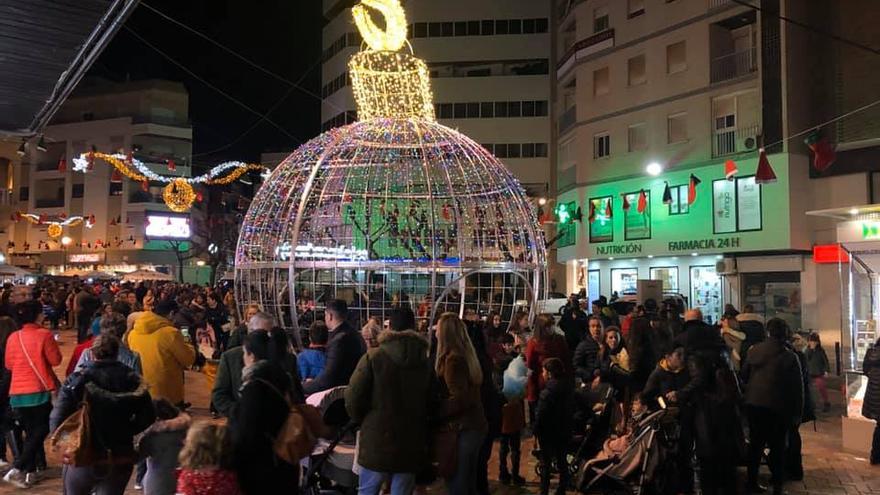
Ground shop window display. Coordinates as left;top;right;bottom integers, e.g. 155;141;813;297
611;268;638;295
690;265;721;324
649;266;679;292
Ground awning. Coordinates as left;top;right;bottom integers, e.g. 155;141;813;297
0;0;140;136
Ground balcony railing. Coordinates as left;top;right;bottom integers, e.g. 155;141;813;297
708;0;733;10
710;47;757;83
559;106;577;135
712;124;761;157
35;199;65;209
557;29;615;77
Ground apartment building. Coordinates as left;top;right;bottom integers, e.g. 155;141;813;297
553;0;880;333
6;79;203;279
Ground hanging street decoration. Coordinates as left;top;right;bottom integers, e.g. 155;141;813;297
72;151;267;211
662;182;673;205
803;129;836;172
621;193;631;212
15;213;93;239
604;198;613;219
755;148;777;184
588;200;596;223
688;174;701;205
637;189;648;213
724;159;738;180
57;156;66;173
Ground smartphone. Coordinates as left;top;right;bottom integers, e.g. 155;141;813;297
180;326;190;339
657;396;667;410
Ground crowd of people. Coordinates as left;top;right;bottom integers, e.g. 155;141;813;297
0;279;843;494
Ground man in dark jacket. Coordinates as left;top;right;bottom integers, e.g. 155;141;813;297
50;334;154;493
573;316;602;383
740;318;804;495
673;308;711;350
640;347;688;410
345;308;438;494
560;295;587;352
737;305;766;363
211;311;289;416
784;334;815;481
303;299;366;396
534;358;573;495
862;342;880;464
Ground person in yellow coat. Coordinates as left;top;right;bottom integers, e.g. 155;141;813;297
127;299;196;406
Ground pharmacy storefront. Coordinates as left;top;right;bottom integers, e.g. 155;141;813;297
558;153;807;325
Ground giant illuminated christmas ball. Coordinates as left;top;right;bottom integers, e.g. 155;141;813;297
234;0;546;341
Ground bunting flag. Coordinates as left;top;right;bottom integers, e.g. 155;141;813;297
588;200;596;223
637;189;648;213
688;174;701;205
724;159;738;180
621;193;631;212
604;199;613;219
167;159;177;171
57;156;67;173
662;182;673;205
755;148;777;184
141;180;149;192
804;129;836;172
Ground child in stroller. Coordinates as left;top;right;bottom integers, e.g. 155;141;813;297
301;386;358;495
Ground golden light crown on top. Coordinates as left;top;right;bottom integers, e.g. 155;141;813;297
348;0;435;121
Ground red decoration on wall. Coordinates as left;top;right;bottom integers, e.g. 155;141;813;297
167;159;177;171
755;148;777;184
688;174;701;205
604;198;613;218
621;193;631;212
637;189;648;213
57;156;67;173
724;159;738;180
588;200;596;223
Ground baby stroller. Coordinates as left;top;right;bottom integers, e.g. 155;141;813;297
301;387;359;495
575;406;679;495
534;385;618;483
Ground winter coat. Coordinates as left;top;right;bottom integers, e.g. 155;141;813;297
524;334;571;402
127;312;196;404
626;318;657;393
302;321;366;396
138;413;192;495
559;308;587;353
211;345;304;418
787;342;815;424
740;338;804;421
5;324;62;396
674;319;717;352
50;360;155;461
230;361;299;495
676;339;743;460
862;346;880;421
597;346;631;393
573;337;600;383
641;359;689;410
345;330;438;473
436;350;487;433
74;346;142;376
721;327;746;370
298;347;327;380
805;346;830;377
533;378;574;447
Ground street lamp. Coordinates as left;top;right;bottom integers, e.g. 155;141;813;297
196;260;206;267
61;236;72;247
646;162;663;176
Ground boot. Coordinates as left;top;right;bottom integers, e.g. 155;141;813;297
511;453;525;486
499;466;511;485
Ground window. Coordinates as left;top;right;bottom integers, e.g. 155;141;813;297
72;184;84;198
535;143;548;157
109;182;123;196
496;20;509;35
495;144;508;158
413;23;427;37
441;22;454;37
593;6;610;33
536;18;549;33
624;190;651;240
522;143;535;158
439;103;453;119
593;67;610;97
482;143;494;153
628;0;646;18
523;19;536;33
611;268;639;294
535;100;549;116
481;20;494;35
650;267;679;292
467;20;480;36
507;101;522;117
667;112;688;143
666;41;687;74
454;21;467;36
428;22;442;37
466;102;480;118
590;196;614;243
668;184;689;215
454;103;467;119
480;102;494;118
495;101;508;118
594;133;611;158
628;123;647;152
19;187;28;201
712;176;762;233
507;143;521;158
628;55;646;86
508;19;522;35
522;101;536;117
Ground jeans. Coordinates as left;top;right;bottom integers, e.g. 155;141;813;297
357;466;416;495
63;463;133;495
747;406;788;488
446;429;486;495
476;433;494;495
499;432;521;476
12;402;51;473
538;441;568;495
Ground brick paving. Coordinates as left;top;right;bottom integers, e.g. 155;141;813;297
0;329;878;494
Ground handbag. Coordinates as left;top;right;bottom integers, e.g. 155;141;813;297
431;425;460;479
252;378;327;465
49;399;93;466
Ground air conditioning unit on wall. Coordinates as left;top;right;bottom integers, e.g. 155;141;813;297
739;134;758;151
716;258;736;275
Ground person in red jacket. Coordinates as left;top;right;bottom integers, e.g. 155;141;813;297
3;300;62;488
524;314;571;425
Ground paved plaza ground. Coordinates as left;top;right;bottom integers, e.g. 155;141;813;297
0;330;878;494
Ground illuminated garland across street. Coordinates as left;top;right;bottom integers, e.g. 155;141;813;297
17;214;92;239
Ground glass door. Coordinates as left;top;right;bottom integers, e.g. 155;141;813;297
690;265;722;324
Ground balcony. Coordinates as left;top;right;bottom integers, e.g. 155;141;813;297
710;47;757;83
35;198;65;209
712;124;761;157
708;0;733;10
557;29;615;78
559;106;577;135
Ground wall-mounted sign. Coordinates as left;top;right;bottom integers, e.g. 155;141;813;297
668;236;741;252
68;253;104;263
837;220;880;244
863;222;880;240
145;214;191;240
595;243;643;256
275;242;369;262
813;244;849;264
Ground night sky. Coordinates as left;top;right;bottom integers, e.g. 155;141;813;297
88;0;323;163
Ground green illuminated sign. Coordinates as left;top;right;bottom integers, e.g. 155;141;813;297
555;202;571;224
863;222;880;239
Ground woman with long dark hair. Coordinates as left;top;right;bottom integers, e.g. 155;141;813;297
805;333;831;412
626;317;657;395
